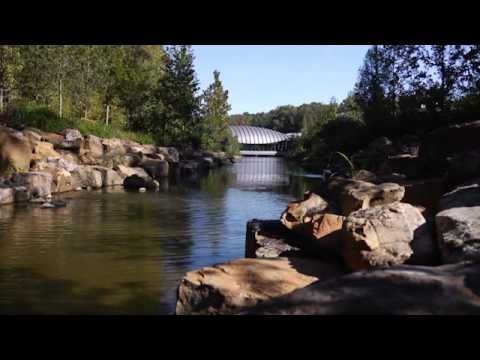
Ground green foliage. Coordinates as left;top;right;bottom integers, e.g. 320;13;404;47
199;70;237;154
354;45;480;138
152;45;201;147
334;151;355;177
230;101;340;134
4;102;154;144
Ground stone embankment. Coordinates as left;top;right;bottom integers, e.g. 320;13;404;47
0;125;237;206
176;120;480;315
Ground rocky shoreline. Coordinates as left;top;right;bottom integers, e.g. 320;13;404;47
0;125;238;206
176;120;480;315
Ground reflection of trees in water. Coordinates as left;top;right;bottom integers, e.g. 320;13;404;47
0;190;197;314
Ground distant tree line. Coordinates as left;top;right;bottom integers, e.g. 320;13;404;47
354;45;480;138
0;45;236;152
231;45;480;159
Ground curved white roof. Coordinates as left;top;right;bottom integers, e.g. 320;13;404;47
229;125;289;145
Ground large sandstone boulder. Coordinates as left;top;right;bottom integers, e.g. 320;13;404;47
341;202;426;270
0;187;15;205
81;134;104;159
56;149;80;165
118;154;142;168
158;147;180;162
142;159;169;179
281;192;329;230
71;166;103;189
328;177;405;216
57;128;83;151
280;193;344;253
23;128;42;143
45;157;79;172
246;262;480;315
12;172;53;198
53;169;78;193
0;126;32;177
102;138;126;156
114;165;149;180
176;257;347;315
32;141;61;161
93;166;123;187
127;143;157;156
436;181;480;264
31;161;78;193
40;131;64;146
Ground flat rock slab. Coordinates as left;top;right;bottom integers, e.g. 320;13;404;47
436;181;480;263
246;262;480;315
327;177;405;216
176;257;347;315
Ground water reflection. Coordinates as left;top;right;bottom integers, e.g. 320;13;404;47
0;157;323;314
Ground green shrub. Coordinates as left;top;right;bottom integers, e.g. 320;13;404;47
3;102;155;144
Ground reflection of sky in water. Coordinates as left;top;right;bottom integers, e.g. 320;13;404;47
0;157;319;314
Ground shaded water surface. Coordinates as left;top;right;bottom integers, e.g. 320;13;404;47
0;157;321;314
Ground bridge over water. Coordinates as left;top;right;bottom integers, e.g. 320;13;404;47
229;125;300;156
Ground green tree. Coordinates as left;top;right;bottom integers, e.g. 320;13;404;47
155;45;200;146
0;45;22;111
16;45;55;105
199;70;232;150
116;45;166;133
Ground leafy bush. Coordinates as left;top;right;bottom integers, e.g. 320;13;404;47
3;102;155;144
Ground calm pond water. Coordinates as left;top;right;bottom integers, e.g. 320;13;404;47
0;157;322;314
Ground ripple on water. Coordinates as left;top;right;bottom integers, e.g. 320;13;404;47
0;157;321;314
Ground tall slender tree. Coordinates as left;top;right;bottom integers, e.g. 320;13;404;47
200;70;231;149
0;45;21;111
155;45;200;146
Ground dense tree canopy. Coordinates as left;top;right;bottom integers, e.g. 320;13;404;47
0;45;239;153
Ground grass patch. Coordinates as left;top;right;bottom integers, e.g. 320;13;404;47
3;102;155;145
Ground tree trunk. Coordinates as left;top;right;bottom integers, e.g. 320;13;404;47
0;88;3;112
59;80;63;118
105;104;110;125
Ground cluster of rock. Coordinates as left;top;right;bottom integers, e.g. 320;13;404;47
0;125;236;206
176;120;480;315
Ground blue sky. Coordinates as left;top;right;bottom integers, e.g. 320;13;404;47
192;45;370;115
